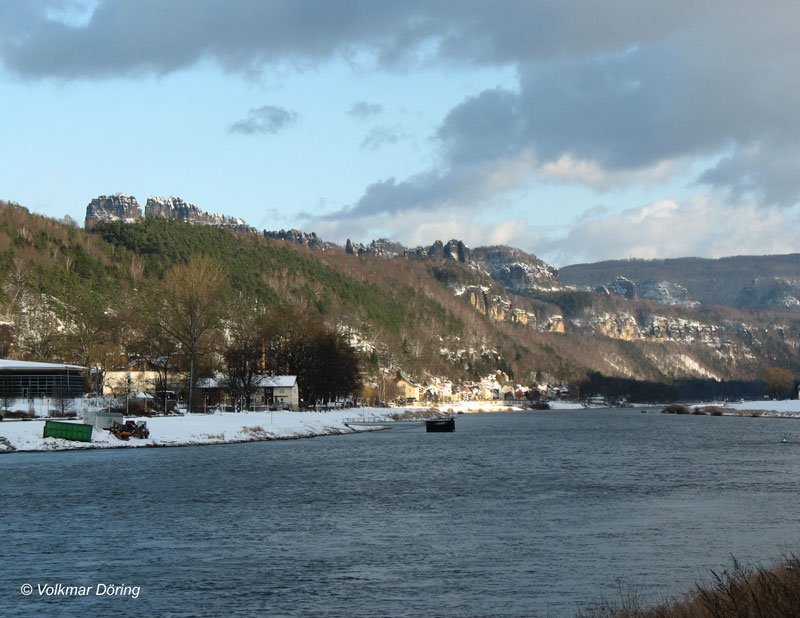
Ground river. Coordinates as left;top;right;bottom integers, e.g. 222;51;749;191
3;409;800;617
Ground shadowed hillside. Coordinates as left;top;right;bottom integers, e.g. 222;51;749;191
560;254;800;311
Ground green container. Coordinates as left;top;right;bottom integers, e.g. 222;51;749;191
43;420;93;443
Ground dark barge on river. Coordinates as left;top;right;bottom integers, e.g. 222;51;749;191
425;418;455;432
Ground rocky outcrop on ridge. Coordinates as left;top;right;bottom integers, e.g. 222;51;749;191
85;194;251;231
144;196;250;230
594;276;697;307
265;229;327;248
406;239;470;262
470;246;558;293
345;238;406;258
85;194;142;229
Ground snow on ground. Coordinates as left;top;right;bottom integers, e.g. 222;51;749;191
726;400;800;413
429;399;584;412
0;409;393;454
434;400;527;413
547;401;587;410
679;399;800;418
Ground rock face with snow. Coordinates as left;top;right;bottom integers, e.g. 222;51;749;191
457;285;538;327
85;194;250;231
85;194;142;229
266;229;325;248
735;278;800;309
596;277;696;306
144;196;248;229
470;246;558;293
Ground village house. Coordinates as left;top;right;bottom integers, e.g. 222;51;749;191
258;375;299;410
395;376;420;403
198;375;299;411
421;377;454;403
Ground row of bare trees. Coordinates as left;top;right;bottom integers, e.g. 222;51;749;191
141;257;362;411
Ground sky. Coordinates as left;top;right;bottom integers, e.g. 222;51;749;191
2;1;800;266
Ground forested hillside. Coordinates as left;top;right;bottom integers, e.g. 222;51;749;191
0;199;799;406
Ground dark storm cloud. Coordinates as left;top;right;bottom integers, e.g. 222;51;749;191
0;0;433;79
0;0;702;78
229;105;298;135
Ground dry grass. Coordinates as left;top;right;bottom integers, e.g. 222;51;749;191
578;555;800;618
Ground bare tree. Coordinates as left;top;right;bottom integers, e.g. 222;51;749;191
158;257;228;412
222;309;264;411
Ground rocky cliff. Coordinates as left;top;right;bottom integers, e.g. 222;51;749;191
265;229;328;249
144;196;250;230
594;276;697;307
85;194;251;231
470;246;558;293
85;194;142;229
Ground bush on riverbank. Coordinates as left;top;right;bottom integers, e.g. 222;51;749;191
662;404;690;414
578;555;800;617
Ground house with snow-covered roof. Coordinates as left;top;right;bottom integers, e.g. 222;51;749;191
198;375;299;410
257;375;299;410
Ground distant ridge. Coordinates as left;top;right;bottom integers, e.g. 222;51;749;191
560;253;800;309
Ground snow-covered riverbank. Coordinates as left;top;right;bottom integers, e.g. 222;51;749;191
687;399;800;418
0;409;394;453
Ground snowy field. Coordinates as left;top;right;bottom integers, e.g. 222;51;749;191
0;399;573;454
697;399;800;417
0;409;392;454
6;399;795;454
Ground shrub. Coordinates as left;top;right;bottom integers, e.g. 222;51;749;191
578;554;800;618
662;404;689;414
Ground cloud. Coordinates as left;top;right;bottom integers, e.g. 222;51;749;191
0;0;437;79
5;1;800;228
698;142;800;207
310;208;532;253
335;4;800;219
348;101;383;118
0;1;709;79
359;125;403;150
315;150;536;221
229;105;298;135
537;197;800;266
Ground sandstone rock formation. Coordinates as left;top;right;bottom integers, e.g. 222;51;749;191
85;194;142;229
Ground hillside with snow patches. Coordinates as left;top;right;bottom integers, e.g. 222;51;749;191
0;196;796;394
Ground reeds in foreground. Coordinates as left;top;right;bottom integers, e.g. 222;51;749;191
577;555;800;618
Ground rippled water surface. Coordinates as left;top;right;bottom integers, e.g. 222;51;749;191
4;409;800;617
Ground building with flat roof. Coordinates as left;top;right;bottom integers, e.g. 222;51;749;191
0;359;89;399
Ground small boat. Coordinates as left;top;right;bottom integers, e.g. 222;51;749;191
425;418;455;432
781;435;789;444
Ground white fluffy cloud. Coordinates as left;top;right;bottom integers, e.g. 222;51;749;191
538;197;800;266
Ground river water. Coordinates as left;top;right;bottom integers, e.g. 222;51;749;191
3;409;800;617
